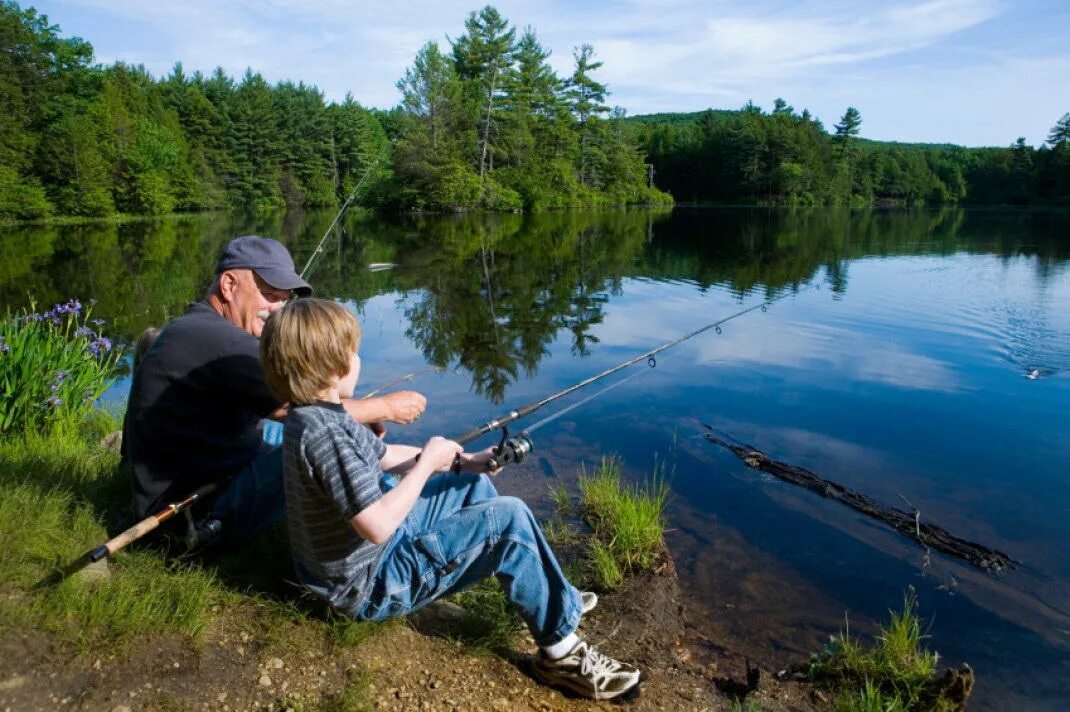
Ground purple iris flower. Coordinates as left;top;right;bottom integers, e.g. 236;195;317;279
88;337;112;357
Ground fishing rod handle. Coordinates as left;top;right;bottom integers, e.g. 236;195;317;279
88;482;219;562
91;517;162;561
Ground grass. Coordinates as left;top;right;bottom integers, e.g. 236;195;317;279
319;667;374;712
576;456;668;590
809;589;961;712
447;456;670;649
0;416;221;650
449;577;525;653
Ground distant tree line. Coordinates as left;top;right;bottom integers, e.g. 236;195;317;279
633;103;1070;206
0;2;669;220
4;0;1067;220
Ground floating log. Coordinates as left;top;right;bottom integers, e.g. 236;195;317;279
703;427;1015;573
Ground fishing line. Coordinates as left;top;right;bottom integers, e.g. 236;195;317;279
453;284;811;448
299;146;388;281
452;284;812;470
522;364;655;435
361;366;446;399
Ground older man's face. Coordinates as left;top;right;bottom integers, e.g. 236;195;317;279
221;269;292;338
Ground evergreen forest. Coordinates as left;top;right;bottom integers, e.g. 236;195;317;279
1;1;1068;220
632;105;1070;206
0;3;668;219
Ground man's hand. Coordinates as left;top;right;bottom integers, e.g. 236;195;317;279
460;447;504;476
341;391;426;430
420;436;463;473
382;390;426;424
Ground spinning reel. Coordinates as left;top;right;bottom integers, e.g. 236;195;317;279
487;426;533;471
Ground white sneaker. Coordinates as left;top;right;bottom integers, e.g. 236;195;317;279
533;640;641;700
580;591;598;614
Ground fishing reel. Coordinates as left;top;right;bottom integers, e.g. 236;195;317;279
487;426;533;471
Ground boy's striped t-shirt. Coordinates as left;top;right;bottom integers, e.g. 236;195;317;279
283;401;388;608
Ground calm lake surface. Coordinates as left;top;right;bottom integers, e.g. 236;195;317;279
3;207;1069;709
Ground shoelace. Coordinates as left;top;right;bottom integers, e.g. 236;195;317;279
579;645;619;681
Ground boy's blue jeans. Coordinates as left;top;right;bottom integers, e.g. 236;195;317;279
352;472;583;647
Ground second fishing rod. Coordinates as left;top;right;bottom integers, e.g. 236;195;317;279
453;285;810;471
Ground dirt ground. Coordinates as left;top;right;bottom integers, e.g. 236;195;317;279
0;549;825;712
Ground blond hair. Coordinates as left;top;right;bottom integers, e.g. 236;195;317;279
260;299;362;405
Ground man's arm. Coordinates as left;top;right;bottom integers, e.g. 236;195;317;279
341;390;426;425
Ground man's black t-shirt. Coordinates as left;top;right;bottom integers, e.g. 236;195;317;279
123;301;281;518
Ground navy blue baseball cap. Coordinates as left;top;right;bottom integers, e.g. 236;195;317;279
216;236;312;297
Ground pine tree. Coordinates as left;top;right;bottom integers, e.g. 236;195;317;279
1047;113;1070;147
566;44;609;187
397;41;460;152
451;5;516;179
834;107;862;152
500;28;561;169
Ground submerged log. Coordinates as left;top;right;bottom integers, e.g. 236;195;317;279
704;427;1015;573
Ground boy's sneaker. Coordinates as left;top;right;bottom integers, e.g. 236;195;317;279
580;591;598;614
534;640;641;700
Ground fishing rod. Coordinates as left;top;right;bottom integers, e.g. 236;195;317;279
454;285;810;470
33;481;219;589
299;145;388;281
361;366;445;399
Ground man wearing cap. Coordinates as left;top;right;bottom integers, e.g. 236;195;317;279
122;235;426;546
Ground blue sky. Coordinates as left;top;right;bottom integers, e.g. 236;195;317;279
29;0;1070;147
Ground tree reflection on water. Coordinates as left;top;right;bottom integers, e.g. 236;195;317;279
2;207;1067;401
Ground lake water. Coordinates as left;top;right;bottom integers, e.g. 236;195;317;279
3;207;1069;709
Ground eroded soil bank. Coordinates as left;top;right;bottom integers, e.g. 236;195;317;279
0;547;824;712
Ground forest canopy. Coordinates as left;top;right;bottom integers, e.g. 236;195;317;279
0;2;669;219
632;105;1070;207
1;1;1067;220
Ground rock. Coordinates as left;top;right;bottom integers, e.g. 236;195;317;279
101;431;122;453
110;707;132;712
258;675;272;687
0;676;26;691
75;558;111;584
268;657;284;669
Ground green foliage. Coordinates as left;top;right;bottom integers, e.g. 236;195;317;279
809;589;956;712
450;577;525;652
635;103;1070;206
0;424;217;650
320;667;374;712
327;609;384;650
1;3;665;217
577;456;668;590
0;300;120;434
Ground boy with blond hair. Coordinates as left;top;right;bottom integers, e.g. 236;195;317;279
260;299;642;700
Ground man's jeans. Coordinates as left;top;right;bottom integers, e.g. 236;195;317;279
354;473;582;647
209;419;285;543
